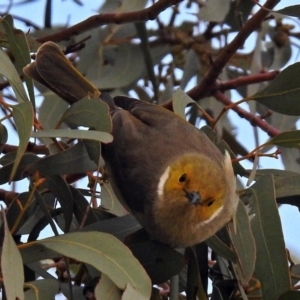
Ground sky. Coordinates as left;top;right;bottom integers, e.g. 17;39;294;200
1;0;300;297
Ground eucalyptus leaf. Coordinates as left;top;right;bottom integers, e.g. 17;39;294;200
59;97;111;132
29;142;97;175
43;175;73;233
2;15;35;104
0;153;40;184
1;214;24;300
172;88;196;119
276;5;300;17
249;175;290;299
230;200;256;285
95;274;122;300
264;130;300;148
199;0;231;22
37;232;152;299
24;279;59;300
10;101;34;181
32;128;113;143
39;92;69;129
278;290;300;300
252;63;300;115
0;47;29;102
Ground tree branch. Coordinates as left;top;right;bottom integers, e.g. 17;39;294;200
184;70;280;101
36;0;184;43
214;91;280;138
193;0;279;99
2;143;49;155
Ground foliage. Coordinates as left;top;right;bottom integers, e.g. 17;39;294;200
0;0;300;299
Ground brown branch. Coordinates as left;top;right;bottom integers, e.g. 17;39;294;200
161;0;280;111
0;189;18;205
160;70;280;111
214;91;280;138
2;143;49;155
36;0;184;43
212;70;279;93
192;0;279;99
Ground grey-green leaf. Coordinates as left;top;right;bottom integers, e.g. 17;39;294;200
31;128;113;143
276;5;300;18
230;200;256;285
37;232;152;299
1;213;24;300
95;274;122;300
250;175;290;299
0;46;29;102
252;62;300;115
59;97;111;132
11;101;34;181
30;142;97;175
24;279;59;300
264;130;300;148
172;88;195;119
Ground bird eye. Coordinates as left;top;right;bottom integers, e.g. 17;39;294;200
178;173;187;183
206;199;215;207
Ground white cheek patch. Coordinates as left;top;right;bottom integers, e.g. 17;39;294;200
157;166;170;197
200;205;224;225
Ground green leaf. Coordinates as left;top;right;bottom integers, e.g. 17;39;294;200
1;213;24;300
95;274;122;300
2;15;35;104
24;279;59;300
264;130;300;148
206;235;236;262
2;15;31;74
71;186;99;226
179;49;200;90
30;142;97;175
43;175;74;233
39;92;69;129
36;232;152;299
0;123;8;146
125;229;185;284
0;153;40;184
276;5;300;17
4;192;45;236
122;283;140;300
83;139;102;165
11;101;34;182
230;200;256;285
59;97;112;132
101;182;129;216
255;169;300;201
82;214;141;242
87;43;170;90
31;128;113;143
199;0;231;22
249;175;290;299
0;46;29;102
278;290;300;300
252;62;300;115
172;88;195;119
20;243;59;264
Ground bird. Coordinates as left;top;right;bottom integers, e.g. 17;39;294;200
23;41;238;248
102;95;239;248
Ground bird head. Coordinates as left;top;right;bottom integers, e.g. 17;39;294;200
153;151;237;247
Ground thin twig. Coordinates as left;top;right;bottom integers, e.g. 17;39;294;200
36;0;184;43
214;91;280;137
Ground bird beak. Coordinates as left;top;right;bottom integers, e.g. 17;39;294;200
184;190;201;205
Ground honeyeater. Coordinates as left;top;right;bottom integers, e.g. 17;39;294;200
23;41;238;248
102;95;239;248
